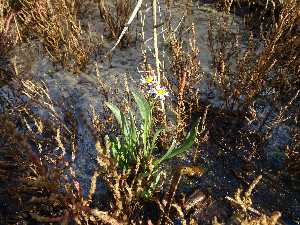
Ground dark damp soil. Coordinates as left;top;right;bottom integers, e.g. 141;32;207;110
163;104;300;225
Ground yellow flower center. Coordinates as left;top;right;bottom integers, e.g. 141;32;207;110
157;89;165;95
146;77;153;83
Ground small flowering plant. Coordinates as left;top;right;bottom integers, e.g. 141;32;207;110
140;76;158;86
147;85;169;100
105;91;201;198
140;67;169;101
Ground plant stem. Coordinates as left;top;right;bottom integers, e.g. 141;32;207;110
152;0;160;83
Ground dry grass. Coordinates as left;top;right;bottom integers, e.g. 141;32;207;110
165;23;204;139
222;176;282;225
0;0;17;86
204;0;299;161
17;0;94;72
208;0;299;121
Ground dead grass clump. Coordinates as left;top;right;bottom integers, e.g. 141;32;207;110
215;0;234;14
93;139;151;224
281;111;300;178
145;21;209;151
0;1;16;55
221;175;282;225
7;71;166;224
0;0;17;87
0;77;127;224
241;0;291;29
204;0;299;163
215;0;287;23
3;120;98;224
17;0;93;72
166;23;204;139
1;0;299;224
98;0;136;46
283;137;300;178
208;0;299;122
0;116;32;223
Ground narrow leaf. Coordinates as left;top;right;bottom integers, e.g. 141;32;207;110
129;111;138;144
167;117;201;159
132;91;152;157
105;102;130;139
153;139;176;167
129;111;138;159
132;91;151;124
153;117;201;167
150;127;165;152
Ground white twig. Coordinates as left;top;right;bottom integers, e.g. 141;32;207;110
153;0;161;83
110;0;144;51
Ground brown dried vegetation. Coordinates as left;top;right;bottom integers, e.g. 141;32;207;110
0;0;17;86
17;0;94;72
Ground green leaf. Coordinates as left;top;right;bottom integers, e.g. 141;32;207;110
153;139;176;167
106;134;119;157
138;171;162;199
129;111;138;159
148;171;162;195
132;91;151;126
132;91;152;157
105;102;130;140
150;127;165;153
167;117;201;159
106;134;130;169
129;111;138;143
152;117;201;167
137;171;151;179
